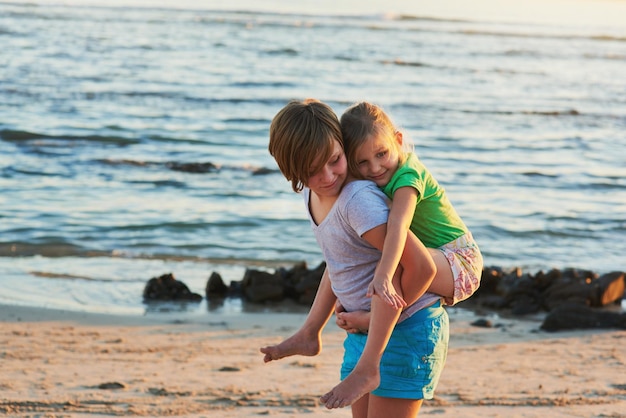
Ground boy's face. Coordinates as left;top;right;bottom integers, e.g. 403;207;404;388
307;139;347;199
354;131;402;187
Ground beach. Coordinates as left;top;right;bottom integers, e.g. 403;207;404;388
2;304;624;418
2;1;625;416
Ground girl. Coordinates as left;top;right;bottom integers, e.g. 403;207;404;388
339;101;483;320
260;99;448;417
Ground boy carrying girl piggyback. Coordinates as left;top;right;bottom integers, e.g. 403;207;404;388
261;99;482;417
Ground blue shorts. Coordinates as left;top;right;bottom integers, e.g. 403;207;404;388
340;301;449;400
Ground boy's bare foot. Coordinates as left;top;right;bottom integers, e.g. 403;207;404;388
260;330;321;363
336;310;371;334
320;365;380;409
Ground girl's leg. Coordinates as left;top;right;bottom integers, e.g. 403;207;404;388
321;289;402;409
421;248;454;302
337;249;453;334
367;395;423;418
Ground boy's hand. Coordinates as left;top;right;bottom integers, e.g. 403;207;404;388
367;278;407;309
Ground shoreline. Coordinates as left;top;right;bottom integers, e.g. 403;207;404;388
2;302;625;417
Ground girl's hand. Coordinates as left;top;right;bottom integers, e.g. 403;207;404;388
367;278;407;309
334;300;346;316
336;310;371;334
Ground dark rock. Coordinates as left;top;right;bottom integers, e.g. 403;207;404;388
165;161;218;173
278;261;311;300
294;262;325;305
504;273;542;314
219;366;241;372
541;302;626;332
98;382;126;390
471;318;493;328
561;267;597;283
474;266;505;296
587;271;625;307
273;261;325;305
228;279;243;297
251;167;276;175
533;269;561;292
241;268;284;303
468;265;626;320
206;271;228;298
542;270;624;311
542;281;591;311
469;294;508;309
496;268;523;298
510;294;542;315
143;273;202;302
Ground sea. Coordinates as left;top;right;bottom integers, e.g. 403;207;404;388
1;0;625;316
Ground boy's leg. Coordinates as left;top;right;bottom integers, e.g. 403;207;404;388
321;290;402;409
261;268;336;362
367;395;423;418
350;393;369;418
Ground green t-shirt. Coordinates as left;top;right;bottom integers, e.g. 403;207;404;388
381;153;467;248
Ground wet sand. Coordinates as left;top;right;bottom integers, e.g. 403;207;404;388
1;304;625;417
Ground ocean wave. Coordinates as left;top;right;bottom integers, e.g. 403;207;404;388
0;242;97;257
96;158;275;175
460;108;582;117
28;270;142;283
5;167;67;177
261;48;299;57
456;29;626;43
521;171;559;178
382;59;432;68
0;242;304;269
229;80;296;88
393;14;470;24
398;103;588;118
127;179;188;188
583;52;626;61
588;182;626;190
0;130;140;146
202;9;626;44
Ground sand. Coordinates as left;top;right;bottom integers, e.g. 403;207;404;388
1;304;625;418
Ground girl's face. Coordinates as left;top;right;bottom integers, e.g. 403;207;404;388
307;139;348;199
354;131;402;187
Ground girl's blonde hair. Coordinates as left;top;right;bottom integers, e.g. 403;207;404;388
340;102;408;179
269;99;343;192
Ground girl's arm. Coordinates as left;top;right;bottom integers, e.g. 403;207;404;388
368;186;418;308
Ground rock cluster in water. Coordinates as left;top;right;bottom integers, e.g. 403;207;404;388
142;264;626;332
459;267;625;331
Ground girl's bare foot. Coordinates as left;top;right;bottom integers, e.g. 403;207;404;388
260;330;321;363
320;364;380;409
336;310;371;334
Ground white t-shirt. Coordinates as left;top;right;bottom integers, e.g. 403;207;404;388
304;180;439;319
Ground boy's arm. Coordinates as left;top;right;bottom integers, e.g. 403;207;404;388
368;186;418;308
300;267;336;332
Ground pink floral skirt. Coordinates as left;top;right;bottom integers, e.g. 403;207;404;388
439;232;483;305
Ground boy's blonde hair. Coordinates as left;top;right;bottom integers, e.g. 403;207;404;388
269;99;343;192
340;102;407;179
